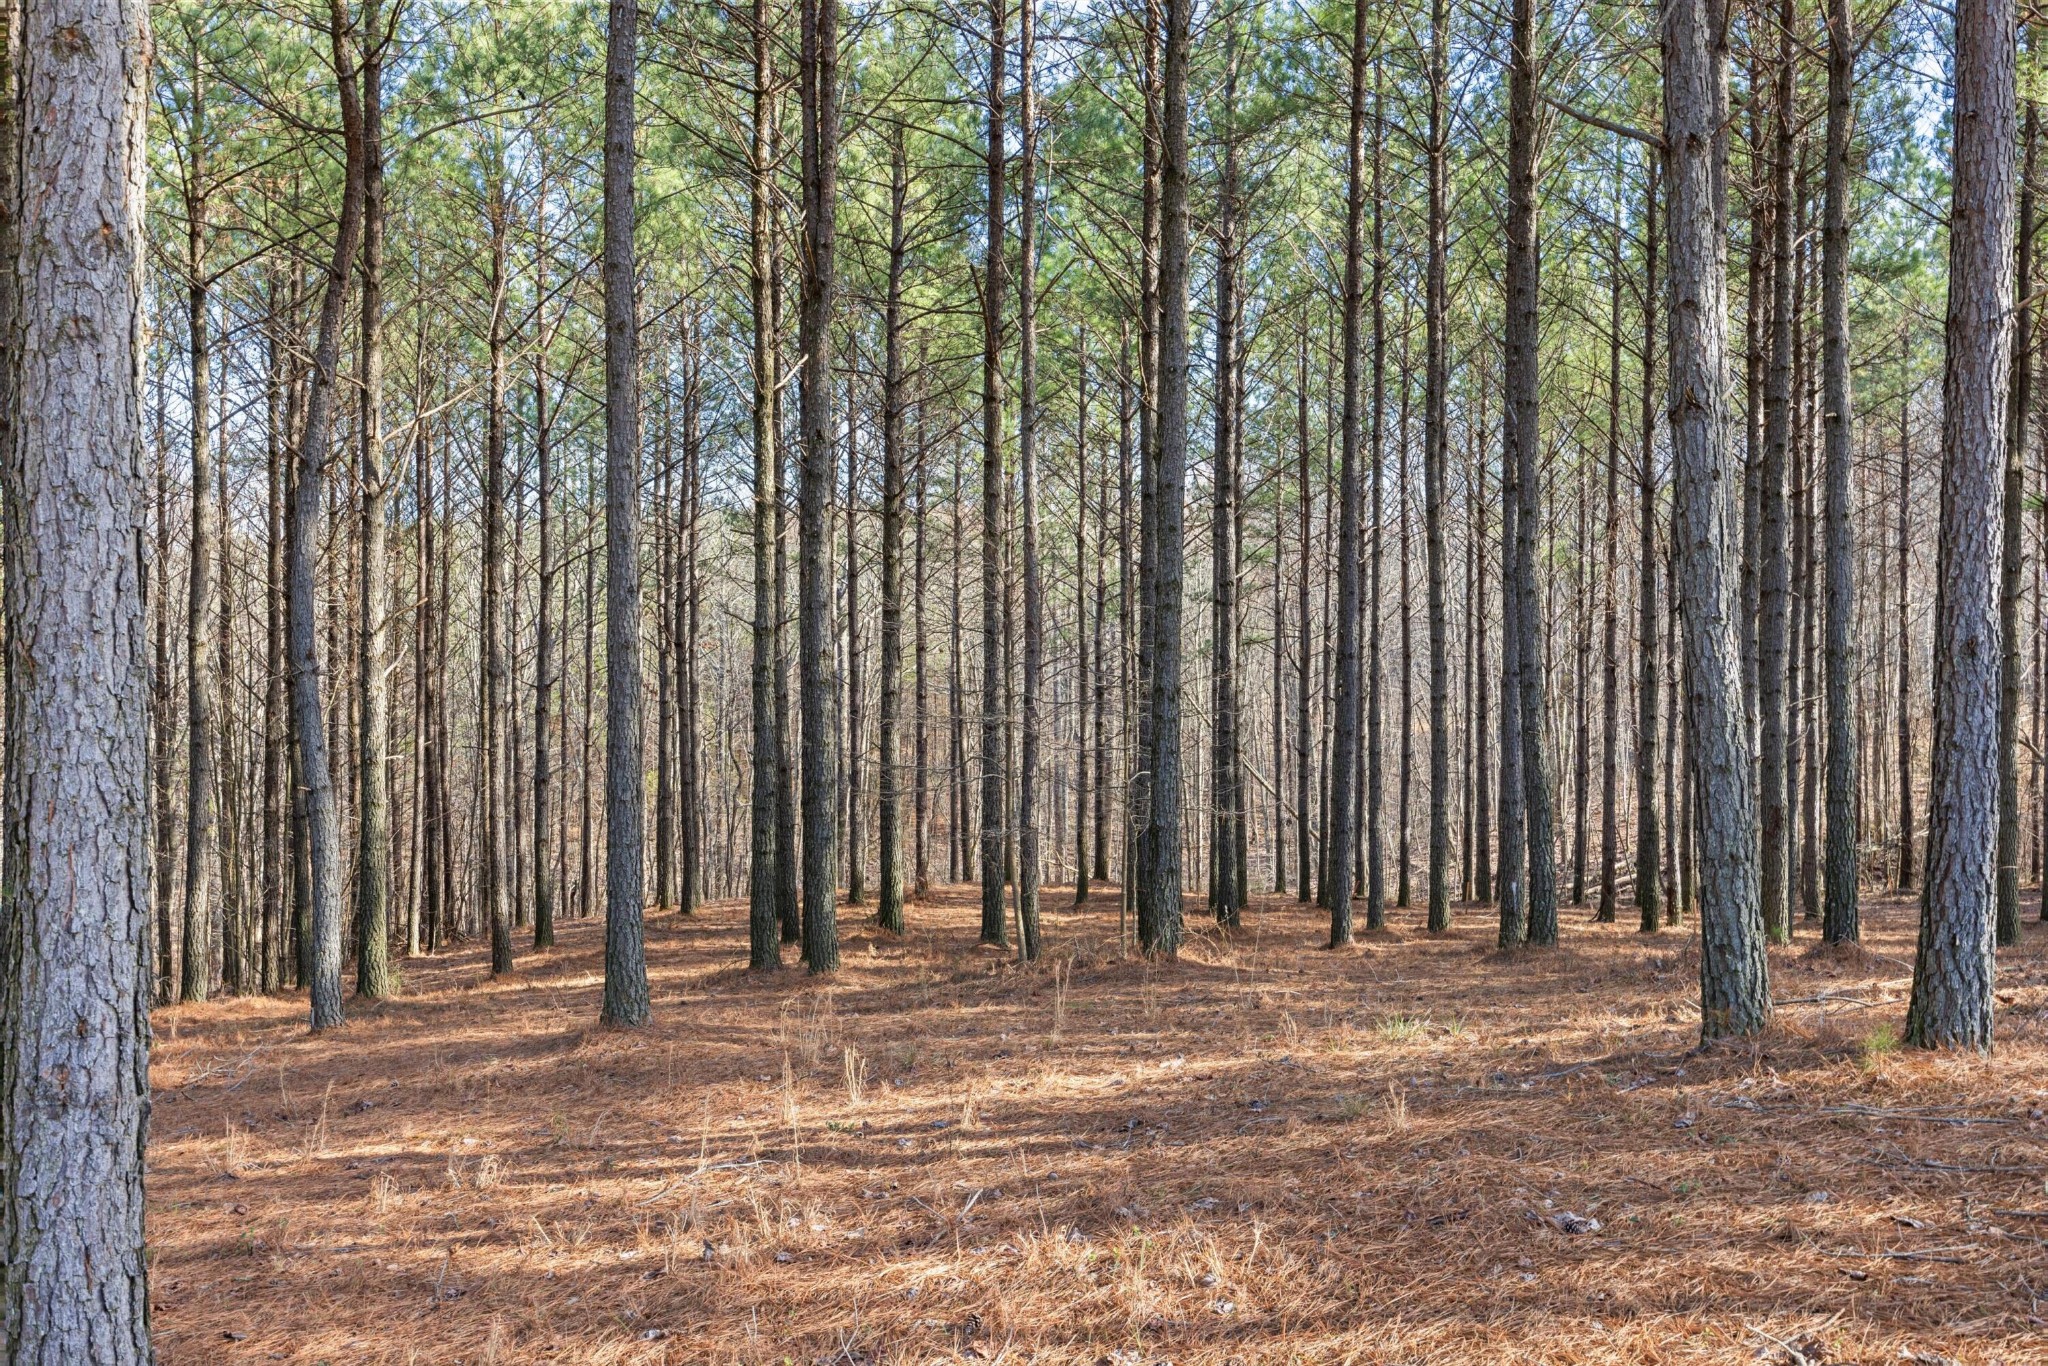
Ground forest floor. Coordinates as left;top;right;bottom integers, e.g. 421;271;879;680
148;885;2048;1365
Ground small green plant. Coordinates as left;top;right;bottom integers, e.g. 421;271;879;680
1861;1023;1901;1068
1332;1092;1370;1120
1374;1014;1425;1042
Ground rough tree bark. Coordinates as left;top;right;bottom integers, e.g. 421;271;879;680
601;0;652;1021
1637;151;1663;933
878;133;909;937
979;0;1010;948
1324;0;1368;946
1820;0;1858;942
1997;69;2036;949
1016;0;1044;959
1139;0;1191;956
747;0;782;967
1907;0;2013;1051
293;0;369;1031
1423;0;1451;932
1;0;155;1351
797;0;843;972
180;34;218;1004
355;2;395;996
1504;0;1554;947
1663;0;1771;1037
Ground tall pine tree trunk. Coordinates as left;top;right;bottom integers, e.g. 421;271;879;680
877;134;909;936
1139;0;1191;955
796;0;843;972
601;0;652;1020
1664;0;1770;1036
1907;0;2014;1050
294;0;369;1030
978;0;1010;948
181;49;218;1004
1422;0;1451;932
747;0;782;966
355;10;394;996
1819;0;1858;942
1;0;154;1346
1324;0;1369;946
1015;0;1044;960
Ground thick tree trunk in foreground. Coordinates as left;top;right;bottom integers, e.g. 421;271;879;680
1908;0;2013;1051
1;0;154;1351
1663;0;1771;1038
601;0;651;1022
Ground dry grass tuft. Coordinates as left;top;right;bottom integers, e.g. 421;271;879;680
146;886;2048;1364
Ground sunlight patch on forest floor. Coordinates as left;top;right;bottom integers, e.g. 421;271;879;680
147;888;2048;1364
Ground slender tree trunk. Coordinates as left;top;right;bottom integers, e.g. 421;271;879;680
1597;178;1624;924
292;0;369;1031
354;9;394;997
678;324;702;912
979;0;1010;948
877;134;909;936
1757;0;1797;943
601;0;652;1021
949;445;968;885
1325;0;1369;947
1423;0;1451;932
1504;0;1554;947
797;0;843;972
1638;151;1664;932
181;56;218;1004
1897;383;1914;891
1296;328;1314;903
1015;0;1044;960
533;345;557;948
482;196;514;977
747;0;782;966
1210;15;1243;929
151;394;176;1002
1139;0;1191;955
843;378;864;906
1819;0;1858;942
1076;346;1093;904
263;295;289;983
1664;0;1771;1037
1474;374;1494;904
1908;0;2014;1050
914;397;933;897
1997;68;2036;948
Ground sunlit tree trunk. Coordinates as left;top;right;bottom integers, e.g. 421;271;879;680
1908;0;2014;1050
